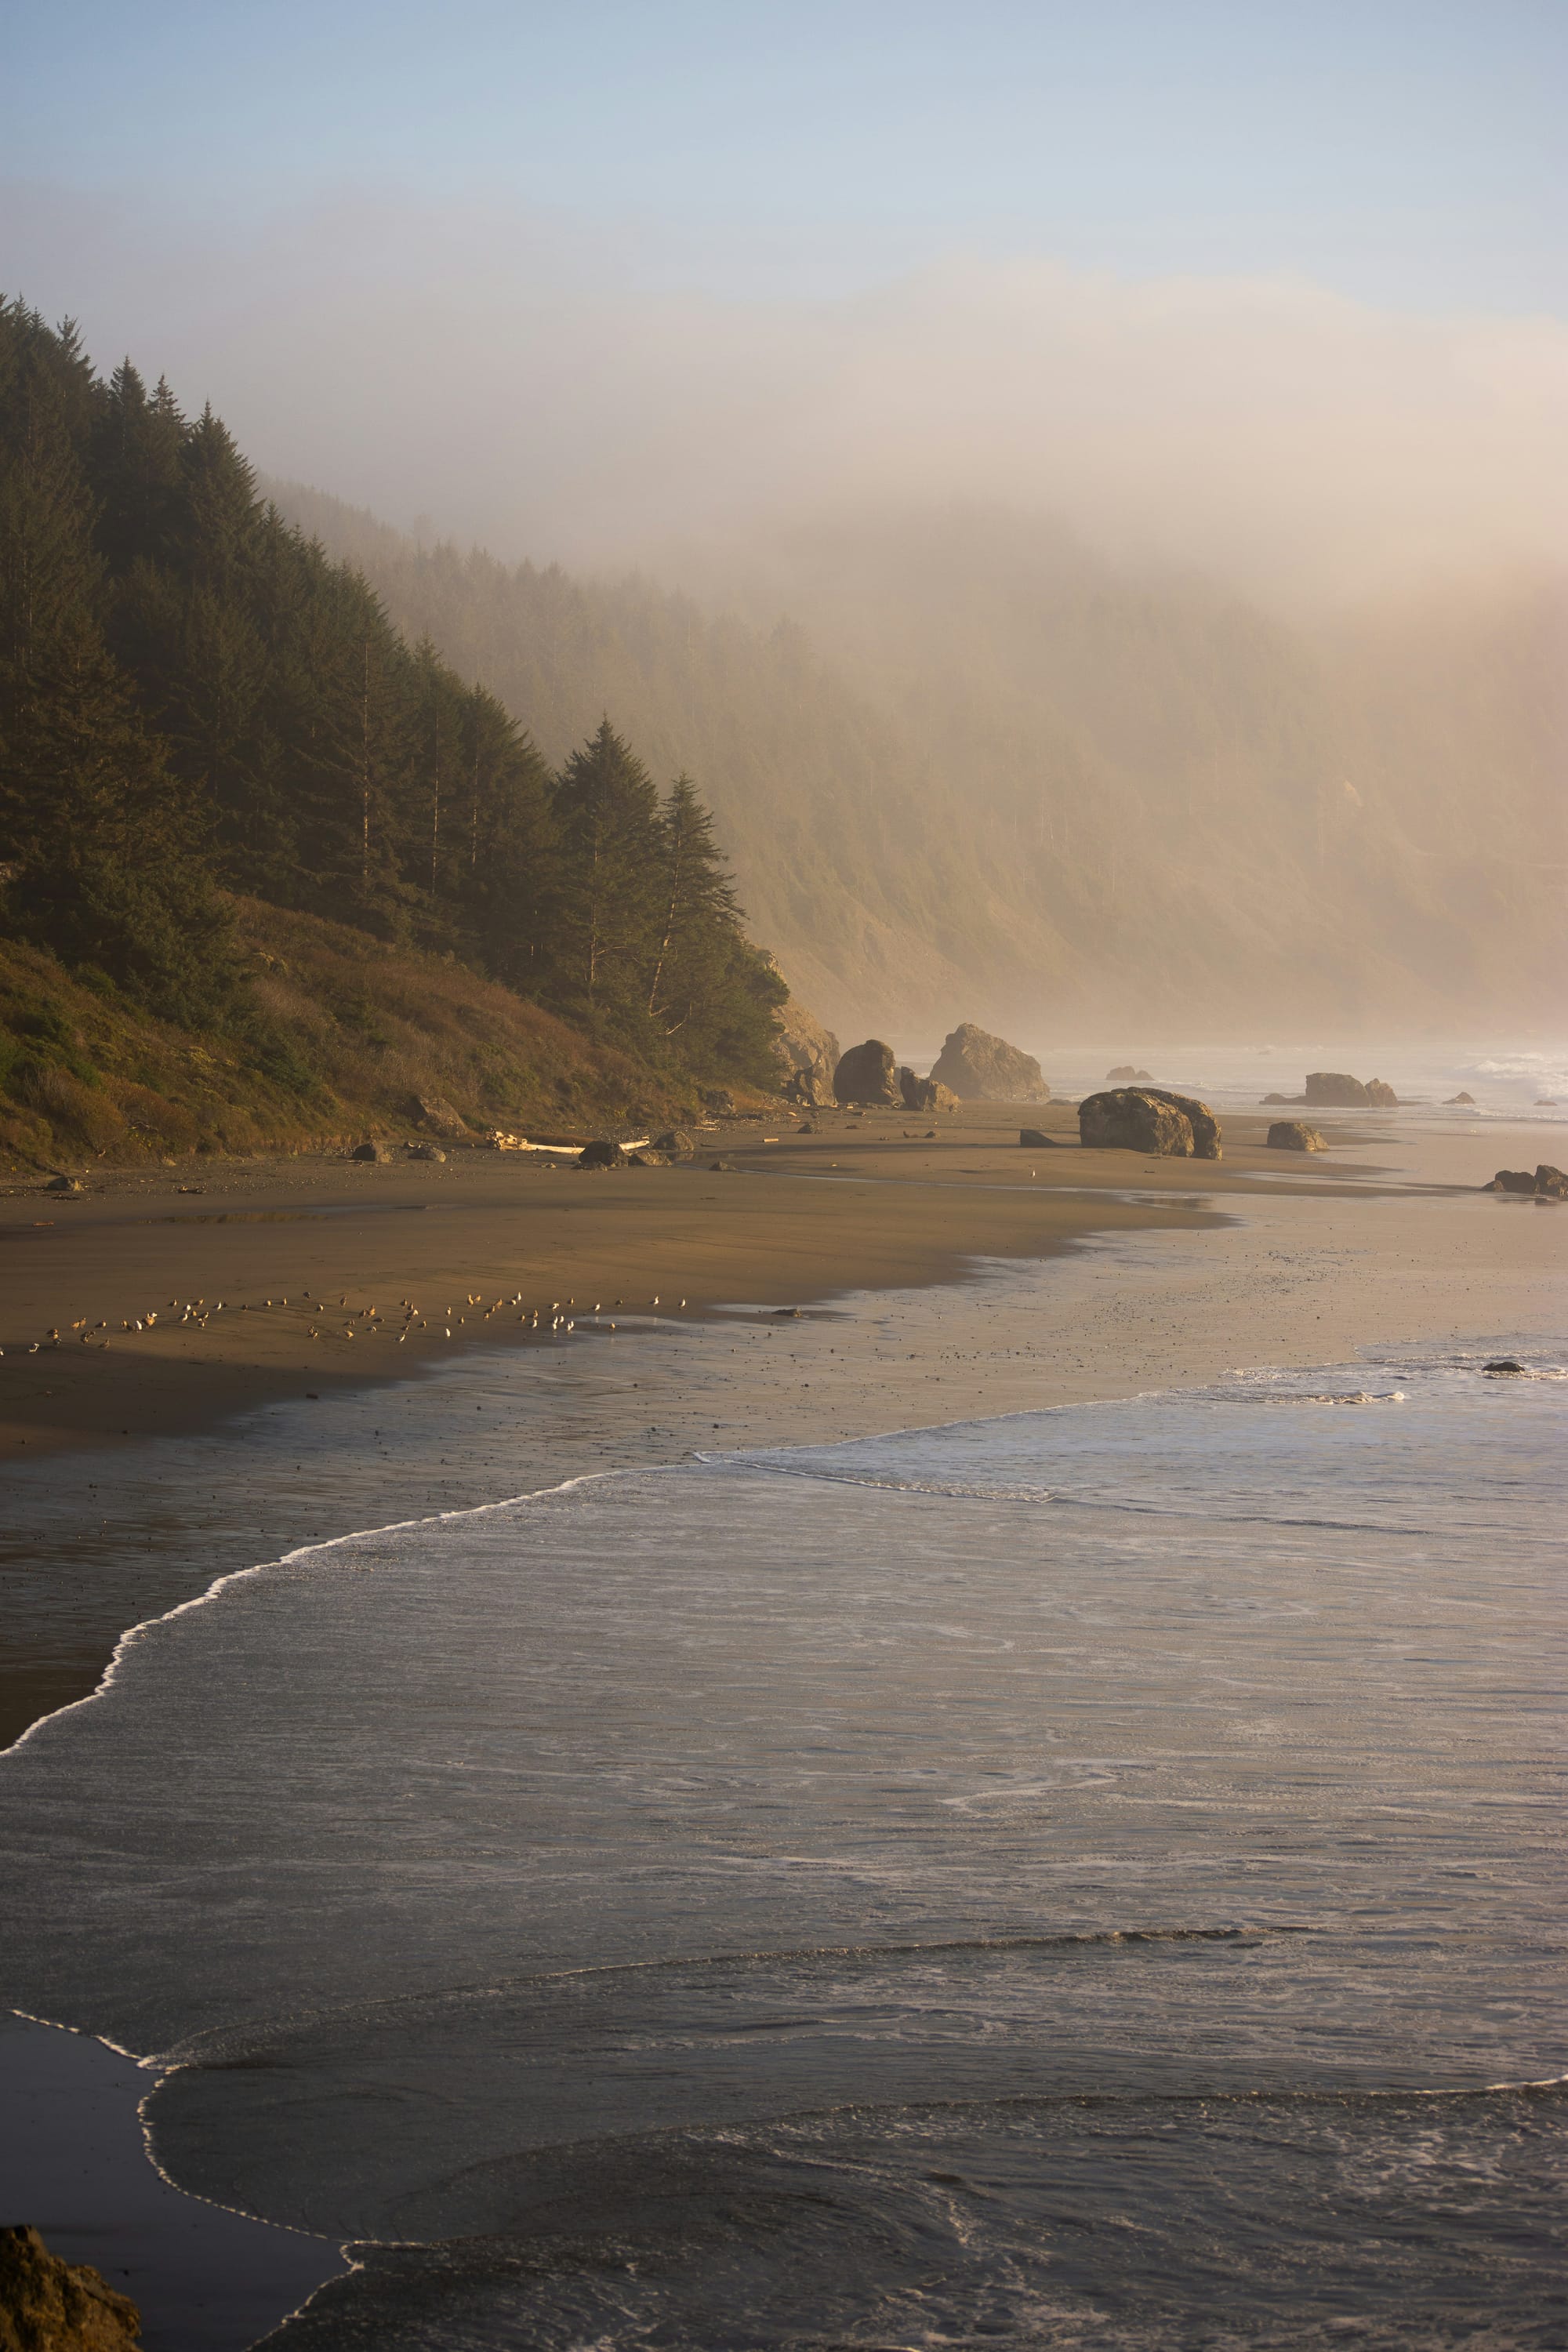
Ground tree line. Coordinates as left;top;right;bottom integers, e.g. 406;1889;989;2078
0;299;784;1084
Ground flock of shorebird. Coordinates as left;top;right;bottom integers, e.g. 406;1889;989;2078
9;1290;689;1358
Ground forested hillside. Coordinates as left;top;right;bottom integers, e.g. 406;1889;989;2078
274;488;1566;1038
0;300;784;1162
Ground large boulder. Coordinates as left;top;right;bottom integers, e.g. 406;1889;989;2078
350;1140;391;1163
1303;1073;1370;1107
1303;1073;1399;1109
0;2224;140;2349
930;1024;1049;1102
1267;1120;1327;1152
1534;1163;1568;1199
1140;1088;1221;1160
898;1068;958;1113
1489;1169;1537;1194
771;995;840;1107
653;1128;696;1160
577;1139;626;1169
1079;1088;1196;1157
834;1040;902;1105
408;1092;469;1138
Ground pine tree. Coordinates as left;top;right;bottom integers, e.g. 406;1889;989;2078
0;302;234;1023
549;720;662;1036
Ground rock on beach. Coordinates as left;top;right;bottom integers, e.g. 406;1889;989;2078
1079;1087;1223;1160
930;1024;1049;1102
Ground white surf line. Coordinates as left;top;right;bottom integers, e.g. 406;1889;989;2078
0;1461;689;1766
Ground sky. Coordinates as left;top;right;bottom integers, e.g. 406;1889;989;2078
5;2;1565;595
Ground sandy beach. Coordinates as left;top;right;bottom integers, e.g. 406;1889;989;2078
2;1098;1563;2350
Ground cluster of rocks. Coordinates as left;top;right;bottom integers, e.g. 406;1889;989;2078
578;1131;696;1170
1262;1073;1398;1109
1105;1063;1152;1082
1489;1163;1566;1200
829;1023;1047;1110
830;1039;960;1112
1078;1087;1222;1160
0;2224;140;2349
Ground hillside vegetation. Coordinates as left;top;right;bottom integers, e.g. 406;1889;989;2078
0;896;688;1171
0;300;783;1173
274;489;1566;1037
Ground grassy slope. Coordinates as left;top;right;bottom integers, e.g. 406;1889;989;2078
0;898;694;1172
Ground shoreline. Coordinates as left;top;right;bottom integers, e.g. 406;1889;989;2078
2;1105;1563;2350
2;1102;1560;1755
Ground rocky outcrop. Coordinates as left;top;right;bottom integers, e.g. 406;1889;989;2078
1446;1091;1476;1105
1531;1163;1567;1199
699;1088;735;1116
1080;1088;1199;1157
1488;1168;1537;1194
1106;1064;1152;1082
408;1092;469;1138
930;1024;1049;1102
898;1069;958;1113
771;997;840;1108
0;2224;140;2350
833;1040;902;1105
1302;1073;1399;1109
1267;1121;1327;1152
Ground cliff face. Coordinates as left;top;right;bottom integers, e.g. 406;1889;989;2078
272;485;1566;1039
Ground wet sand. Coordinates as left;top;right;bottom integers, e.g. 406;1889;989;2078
2;1101;1562;2351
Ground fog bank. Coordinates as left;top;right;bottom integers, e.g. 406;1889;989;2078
5;184;1566;604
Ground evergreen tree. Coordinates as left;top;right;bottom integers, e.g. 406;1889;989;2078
0;302;233;1023
549;720;662;1036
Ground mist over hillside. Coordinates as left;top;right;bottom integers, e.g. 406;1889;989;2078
273;481;1566;1040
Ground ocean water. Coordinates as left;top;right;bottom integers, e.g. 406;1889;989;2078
2;1342;1565;2347
895;1039;1568;1131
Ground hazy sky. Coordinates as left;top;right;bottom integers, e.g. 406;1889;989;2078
5;2;1565;597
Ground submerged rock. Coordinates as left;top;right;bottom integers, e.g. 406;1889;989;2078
833;1040;902;1106
931;1024;1049;1102
0;2224;140;2350
1266;1121;1327;1152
